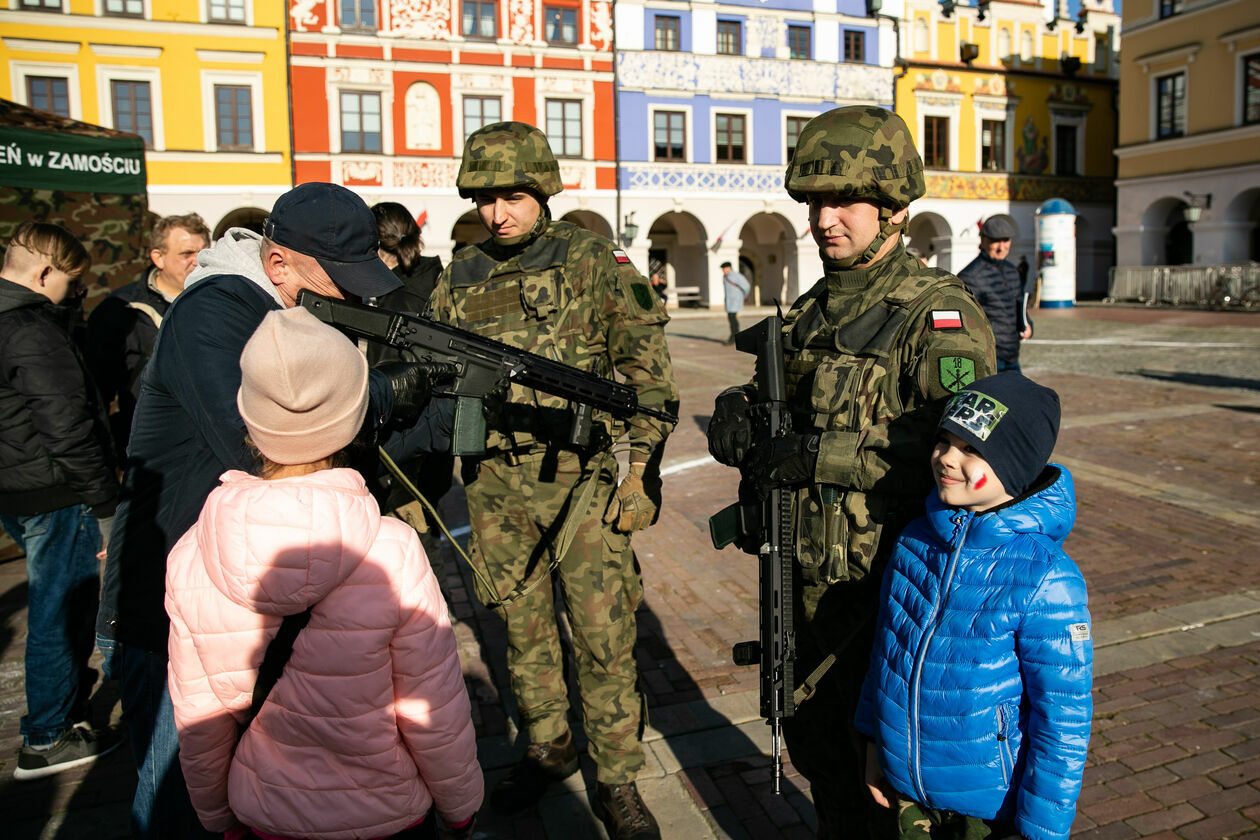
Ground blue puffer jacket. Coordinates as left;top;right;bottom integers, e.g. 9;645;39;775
855;465;1092;840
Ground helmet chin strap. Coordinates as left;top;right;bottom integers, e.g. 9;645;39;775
822;206;909;271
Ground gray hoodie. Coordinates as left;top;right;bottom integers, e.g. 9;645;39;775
184;228;285;307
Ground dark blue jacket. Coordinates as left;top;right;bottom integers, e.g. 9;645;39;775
958;252;1024;365
97;273;392;651
855;466;1091;840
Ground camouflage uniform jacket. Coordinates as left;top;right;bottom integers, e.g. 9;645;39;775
777;244;995;586
428;220;677;459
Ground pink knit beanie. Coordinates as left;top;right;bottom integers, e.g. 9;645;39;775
237;307;369;465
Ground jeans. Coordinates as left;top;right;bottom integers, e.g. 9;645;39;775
119;643;218;839
0;505;100;747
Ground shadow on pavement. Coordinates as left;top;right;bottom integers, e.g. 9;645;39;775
1132;368;1260;391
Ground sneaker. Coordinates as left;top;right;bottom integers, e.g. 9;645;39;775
490;730;580;813
592;780;661;840
14;723;122;781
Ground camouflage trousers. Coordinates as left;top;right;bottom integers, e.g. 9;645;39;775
464;447;646;784
897;801;1021;840
782;576;897;840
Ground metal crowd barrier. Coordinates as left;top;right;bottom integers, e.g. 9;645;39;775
1106;264;1260;307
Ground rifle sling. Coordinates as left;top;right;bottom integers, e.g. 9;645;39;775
242;606;314;735
792;621;864;708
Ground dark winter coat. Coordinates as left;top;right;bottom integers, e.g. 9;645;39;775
366;255;443;366
958;252;1025;365
85;269;173;458
0;276;118;517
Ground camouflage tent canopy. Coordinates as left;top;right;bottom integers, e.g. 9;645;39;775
0;98;152;300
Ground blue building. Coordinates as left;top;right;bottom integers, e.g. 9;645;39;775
613;0;896;307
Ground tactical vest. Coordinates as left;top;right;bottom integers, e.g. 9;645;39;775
445;223;619;453
783;267;965;586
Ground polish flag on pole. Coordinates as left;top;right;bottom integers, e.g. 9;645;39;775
415;209;428;230
710;219;738;252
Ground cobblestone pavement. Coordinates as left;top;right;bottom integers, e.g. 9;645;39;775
0;304;1257;839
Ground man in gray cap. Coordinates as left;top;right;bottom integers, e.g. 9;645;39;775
958;216;1032;372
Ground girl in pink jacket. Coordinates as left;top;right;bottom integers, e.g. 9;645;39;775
165;307;482;840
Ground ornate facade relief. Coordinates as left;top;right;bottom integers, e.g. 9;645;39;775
395;161;460;188
588;0;612;51
452;73;513;91
508;0;535;44
537;76;594;94
618;53;889;104
390;0;452;39
746;16;784;58
341;160;384;184
405;83;442;150
329;66;390;85
290;0;321;32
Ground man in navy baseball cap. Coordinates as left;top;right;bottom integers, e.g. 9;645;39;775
263;182;401;300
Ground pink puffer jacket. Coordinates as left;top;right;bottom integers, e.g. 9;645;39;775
165;468;482;840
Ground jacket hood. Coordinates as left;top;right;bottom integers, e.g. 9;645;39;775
183;228;285;307
0;275;53;315
925;463;1075;550
190;468;382;616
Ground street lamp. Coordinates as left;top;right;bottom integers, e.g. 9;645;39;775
621;212;639;247
1182;191;1211;223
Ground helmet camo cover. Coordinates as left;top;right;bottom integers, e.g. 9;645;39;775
457;121;563;199
785;106;926;208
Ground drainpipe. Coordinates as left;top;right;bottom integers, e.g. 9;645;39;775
284;9;296;187
882;14;907;112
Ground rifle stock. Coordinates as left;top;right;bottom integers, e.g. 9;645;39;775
297;291;678;456
710;315;796;794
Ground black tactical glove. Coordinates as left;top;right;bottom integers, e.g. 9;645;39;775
744;433;820;493
375;361;456;428
708;387;753;466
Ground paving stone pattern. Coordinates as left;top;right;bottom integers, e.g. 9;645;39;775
0;305;1257;839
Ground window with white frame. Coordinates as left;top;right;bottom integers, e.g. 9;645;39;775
112;80;154;147
843;30;865;63
214;85;253;151
19;0;63;11
1243;53;1260;125
981;119;1006;171
26;76;71;117
544;4;578;45
545;99;582;157
340;91;382;152
1156;72;1186;139
104;0;143;17
715;113;746;163
464;95;501;139
785;115;810;163
655;16;680;51
462;0;496;38
653;111;686;161
923;116;949;169
717;20;741;56
916;93;960;171
787;25;811;60
208;0;245;23
341;0;375;31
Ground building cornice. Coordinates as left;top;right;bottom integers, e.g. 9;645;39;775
903;60;1118;85
1114;122;1260;159
1120;0;1248;38
0;10;278;40
1135;42;1202;73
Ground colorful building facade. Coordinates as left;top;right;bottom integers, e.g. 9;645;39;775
894;0;1119;296
614;0;896;307
0;0;292;238
286;0;618;267
1113;0;1260;267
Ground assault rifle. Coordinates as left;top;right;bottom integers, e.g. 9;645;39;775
297;291;678;456
708;315;796;794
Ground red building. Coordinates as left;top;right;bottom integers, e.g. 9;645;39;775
287;0;617;258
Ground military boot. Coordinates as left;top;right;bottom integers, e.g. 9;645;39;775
592;780;661;840
489;730;580;813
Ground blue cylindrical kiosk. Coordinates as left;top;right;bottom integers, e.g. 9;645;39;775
1035;198;1077;308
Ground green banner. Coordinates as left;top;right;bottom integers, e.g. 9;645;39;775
0;125;146;195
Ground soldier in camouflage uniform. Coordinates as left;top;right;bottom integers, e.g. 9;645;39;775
428;122;678;840
707;106;996;839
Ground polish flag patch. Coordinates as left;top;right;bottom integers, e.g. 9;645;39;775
612;249;632;264
931;310;964;330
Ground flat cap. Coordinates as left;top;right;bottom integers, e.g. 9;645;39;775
980;216;1016;240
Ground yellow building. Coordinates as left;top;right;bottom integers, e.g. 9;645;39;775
0;0;291;236
893;0;1119;295
1114;0;1260;267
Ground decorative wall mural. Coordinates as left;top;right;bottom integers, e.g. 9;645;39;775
618;53;888;103
588;0;612;51
924;172;1111;203
508;0;535;44
290;0;320;33
1018;115;1048;174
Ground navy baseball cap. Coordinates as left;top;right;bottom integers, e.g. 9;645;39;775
263;183;401;298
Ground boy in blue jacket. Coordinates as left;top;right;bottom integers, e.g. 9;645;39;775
856;372;1092;840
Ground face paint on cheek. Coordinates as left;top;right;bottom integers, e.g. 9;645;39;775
969;471;988;490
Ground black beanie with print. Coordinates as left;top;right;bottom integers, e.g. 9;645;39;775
938;372;1061;497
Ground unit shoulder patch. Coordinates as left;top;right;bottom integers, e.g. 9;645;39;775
938;356;977;394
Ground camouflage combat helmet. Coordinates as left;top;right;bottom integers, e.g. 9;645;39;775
785;106;925;207
457;121;563;199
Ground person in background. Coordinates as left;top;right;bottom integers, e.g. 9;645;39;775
87;213;211;458
858;373;1091;840
166;307;481;840
958;217;1031;373
721;260;751;344
0;221;121;780
650;269;668;303
368;202;454;535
